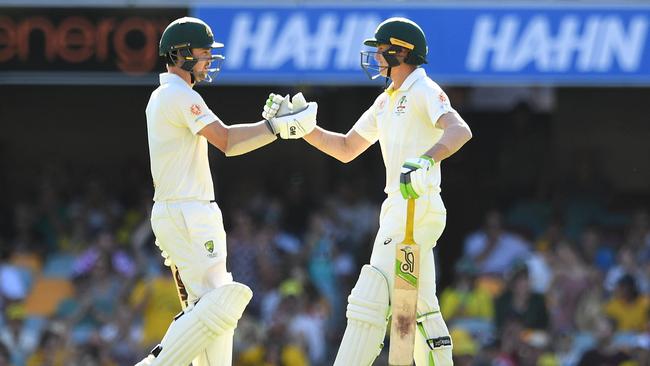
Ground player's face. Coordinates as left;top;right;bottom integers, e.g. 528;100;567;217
375;44;390;76
191;48;213;82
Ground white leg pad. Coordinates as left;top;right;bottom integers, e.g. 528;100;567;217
150;282;252;366
334;265;389;366
414;310;453;366
191;330;234;366
134;355;154;366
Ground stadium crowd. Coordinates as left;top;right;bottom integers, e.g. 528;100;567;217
0;165;648;366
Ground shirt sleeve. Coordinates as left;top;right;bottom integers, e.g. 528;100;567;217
177;90;219;135
424;82;456;126
352;98;380;144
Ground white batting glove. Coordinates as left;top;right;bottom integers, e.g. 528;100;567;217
275;92;308;117
262;93;285;121
269;101;318;139
400;155;435;199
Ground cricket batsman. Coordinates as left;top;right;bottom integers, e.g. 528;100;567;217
299;17;472;365
135;17;317;366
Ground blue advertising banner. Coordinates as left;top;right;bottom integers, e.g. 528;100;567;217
192;4;650;86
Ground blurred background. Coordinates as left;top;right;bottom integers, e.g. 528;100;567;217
0;0;649;365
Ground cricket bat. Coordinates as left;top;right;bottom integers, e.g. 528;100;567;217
389;198;419;366
170;263;189;310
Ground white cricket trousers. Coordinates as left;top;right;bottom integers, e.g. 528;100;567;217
151;200;228;302
369;192;453;365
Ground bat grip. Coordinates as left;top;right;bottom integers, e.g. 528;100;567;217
405;198;415;243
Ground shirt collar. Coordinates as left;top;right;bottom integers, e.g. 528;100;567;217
385;68;426;96
160;72;191;88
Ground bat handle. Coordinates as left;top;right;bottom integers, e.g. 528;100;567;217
405;198;415;243
170;263;189;310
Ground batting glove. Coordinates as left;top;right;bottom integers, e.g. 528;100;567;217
269;101;318;139
400;155;435;199
275;92;308;117
262;93;285;120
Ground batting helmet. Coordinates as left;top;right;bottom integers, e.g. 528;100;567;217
364;17;428;65
159;17;224;74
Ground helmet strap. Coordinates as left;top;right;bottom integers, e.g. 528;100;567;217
382;46;403;67
169;48;200;84
381;45;402;88
177;48;197;72
385;67;391;88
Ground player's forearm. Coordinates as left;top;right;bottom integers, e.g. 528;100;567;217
424;123;472;162
303;126;354;163
224;121;277;156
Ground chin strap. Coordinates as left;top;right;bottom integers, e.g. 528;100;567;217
385;67;392;89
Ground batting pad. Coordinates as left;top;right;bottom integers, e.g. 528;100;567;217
151;282;252;366
414;310;453;366
334;265;389;366
134;354;154;365
192;329;234;366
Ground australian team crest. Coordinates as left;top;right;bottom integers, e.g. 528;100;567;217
394;95;407;115
204;240;217;257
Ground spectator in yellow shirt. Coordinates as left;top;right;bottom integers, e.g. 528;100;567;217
441;259;494;322
129;269;181;349
604;274;649;332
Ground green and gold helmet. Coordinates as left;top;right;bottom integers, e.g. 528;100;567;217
364;17;428;65
159;17;224;81
159;17;223;56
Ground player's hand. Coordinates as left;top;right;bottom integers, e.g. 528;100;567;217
400;155;435;199
269;101;317;139
262;93;285;120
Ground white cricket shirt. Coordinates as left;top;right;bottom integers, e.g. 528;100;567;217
353;68;455;196
146;73;218;202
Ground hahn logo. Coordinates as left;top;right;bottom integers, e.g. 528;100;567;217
466;14;648;73
224;12;382;71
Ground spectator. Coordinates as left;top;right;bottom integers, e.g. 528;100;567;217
440;259;494;322
0;303;39;366
464;210;531;276
578;225;615;273
526;220;564;294
26;325;71;366
60;253;129;344
495;264;549;331
449;328;478;366
547;242;593;333
237;295;309;366
302;211;341;332
604;274;649;332
577;317;633;366
288;282;328;365
72;230;136;279
128;262;182;350
228;209;264;314
0;247;29;306
604;245;649;295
